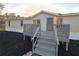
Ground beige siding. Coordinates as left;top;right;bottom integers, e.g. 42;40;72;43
53;16;58;24
63;15;79;32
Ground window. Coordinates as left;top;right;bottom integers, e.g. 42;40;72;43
57;18;63;24
47;18;53;23
37;20;40;25
33;20;37;24
60;18;63;24
8;21;10;26
21;20;23;26
33;20;40;25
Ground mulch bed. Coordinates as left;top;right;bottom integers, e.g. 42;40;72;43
0;31;32;56
0;31;79;56
58;40;79;56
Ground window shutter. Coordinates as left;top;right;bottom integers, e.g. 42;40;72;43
8;21;10;26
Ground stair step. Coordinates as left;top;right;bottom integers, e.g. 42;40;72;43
41;31;54;36
40;31;55;39
36;43;56;51
39;37;56;42
34;46;55;56
40;34;55;39
37;42;56;49
38;38;56;45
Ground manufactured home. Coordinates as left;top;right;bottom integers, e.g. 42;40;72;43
5;11;71;56
5;10;79;40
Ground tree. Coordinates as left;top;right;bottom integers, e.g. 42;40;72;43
0;3;4;25
8;13;16;16
3;13;17;20
3;13;8;20
8;13;16;20
0;3;4;15
0;15;5;25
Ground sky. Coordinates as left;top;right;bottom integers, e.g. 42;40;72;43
2;3;79;17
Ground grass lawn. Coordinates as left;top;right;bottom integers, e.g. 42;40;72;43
0;28;5;31
0;25;5;31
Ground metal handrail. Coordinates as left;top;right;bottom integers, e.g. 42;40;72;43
33;37;39;49
53;25;59;45
31;26;40;41
31;26;40;52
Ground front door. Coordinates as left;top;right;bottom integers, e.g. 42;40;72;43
47;18;53;31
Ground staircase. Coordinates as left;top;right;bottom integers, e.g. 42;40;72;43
33;30;58;56
23;24;59;56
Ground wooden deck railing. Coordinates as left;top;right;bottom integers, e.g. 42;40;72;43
55;24;70;42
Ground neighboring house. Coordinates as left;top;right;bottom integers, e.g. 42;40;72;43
5;17;33;33
5;10;79;40
5;20;23;33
